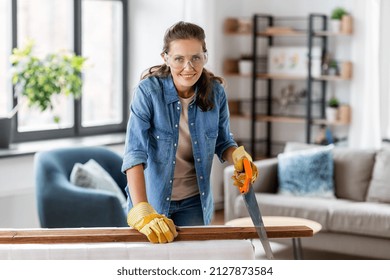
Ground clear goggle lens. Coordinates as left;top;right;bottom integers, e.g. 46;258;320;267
165;52;208;69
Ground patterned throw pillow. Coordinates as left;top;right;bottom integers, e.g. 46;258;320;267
70;159;127;211
366;149;390;203
277;145;335;198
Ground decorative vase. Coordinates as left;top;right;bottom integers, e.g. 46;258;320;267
238;60;252;75
330;19;341;33
340;61;352;79
341;15;353;34
326;107;338;123
0;117;13;148
338;105;351;123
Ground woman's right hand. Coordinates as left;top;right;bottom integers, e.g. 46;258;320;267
127;202;178;243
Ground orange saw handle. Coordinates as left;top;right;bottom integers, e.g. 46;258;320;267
239;158;252;194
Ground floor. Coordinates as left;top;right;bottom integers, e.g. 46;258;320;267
211;209;374;260
211;209;225;225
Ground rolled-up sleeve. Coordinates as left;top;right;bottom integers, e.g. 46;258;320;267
121;83;152;173
214;84;237;162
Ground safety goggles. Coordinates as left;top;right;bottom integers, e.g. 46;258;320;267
165;52;208;70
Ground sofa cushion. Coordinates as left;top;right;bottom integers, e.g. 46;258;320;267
333;148;376;201
366;149;390;203
234;193;390;238
233;193;330;230
329;201;390;238
277;145;335;198
70;159;127;210
284;142;376;201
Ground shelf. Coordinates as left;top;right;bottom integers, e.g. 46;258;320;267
227;30;352;37
256;115;307;124
257;31;307;37
231;114;306;123
223;72;251;77
224;31;251;36
312;119;351;126
230;114;351;126
230;113;251;120
226;73;352;81
314;31;353;37
314;75;352;81
256;73;307;80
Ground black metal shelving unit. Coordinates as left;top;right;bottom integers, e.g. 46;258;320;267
250;13;329;159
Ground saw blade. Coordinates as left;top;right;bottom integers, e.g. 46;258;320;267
243;186;274;259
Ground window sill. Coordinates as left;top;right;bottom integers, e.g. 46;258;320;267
0;132;126;158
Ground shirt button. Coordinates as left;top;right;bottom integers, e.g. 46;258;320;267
174;143;177;147
191;123;194;126
166;197;170;201
194;141;197;144
202;192;205;196
200;176;203;180
177;107;180;110
169;180;172;183
156;136;160;139
175;124;178;128
197;158;200;162
173;161;176;164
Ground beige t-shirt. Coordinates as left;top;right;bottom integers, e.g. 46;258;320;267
171;95;199;201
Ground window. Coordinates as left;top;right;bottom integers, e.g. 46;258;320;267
16;0;74;133
3;0;128;142
81;0;123;128
0;0;12;118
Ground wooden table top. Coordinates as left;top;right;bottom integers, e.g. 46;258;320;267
226;216;322;234
0;225;313;244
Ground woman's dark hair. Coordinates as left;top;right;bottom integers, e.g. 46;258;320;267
141;21;224;111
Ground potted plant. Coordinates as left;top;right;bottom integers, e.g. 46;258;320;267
0;117;13;148
328;59;339;76
0;40;87;148
326;96;339;122
330;7;347;33
9;39;87;123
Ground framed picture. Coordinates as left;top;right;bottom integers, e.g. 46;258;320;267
268;46;321;77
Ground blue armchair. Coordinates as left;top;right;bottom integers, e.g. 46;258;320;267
34;146;128;228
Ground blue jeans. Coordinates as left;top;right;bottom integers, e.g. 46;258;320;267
168;194;204;226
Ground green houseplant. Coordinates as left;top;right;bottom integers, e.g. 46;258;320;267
326;96;339;123
327;96;340;108
10;40;87;123
331;7;347;20
330;7;348;33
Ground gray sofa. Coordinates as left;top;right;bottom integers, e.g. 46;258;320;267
224;142;390;259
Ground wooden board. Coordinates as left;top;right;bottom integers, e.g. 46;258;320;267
0;226;313;244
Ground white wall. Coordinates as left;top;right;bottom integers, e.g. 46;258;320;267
0;155;39;228
1;0;358;227
128;0;220;92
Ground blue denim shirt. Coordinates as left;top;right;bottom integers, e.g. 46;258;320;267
121;75;237;224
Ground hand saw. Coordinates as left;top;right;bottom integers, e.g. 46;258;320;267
238;158;274;259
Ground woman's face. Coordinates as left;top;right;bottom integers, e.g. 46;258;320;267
164;39;206;97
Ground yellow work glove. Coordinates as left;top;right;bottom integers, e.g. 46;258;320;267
231;146;259;189
127;202;178;243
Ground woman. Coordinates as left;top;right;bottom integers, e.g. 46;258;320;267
122;21;258;243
